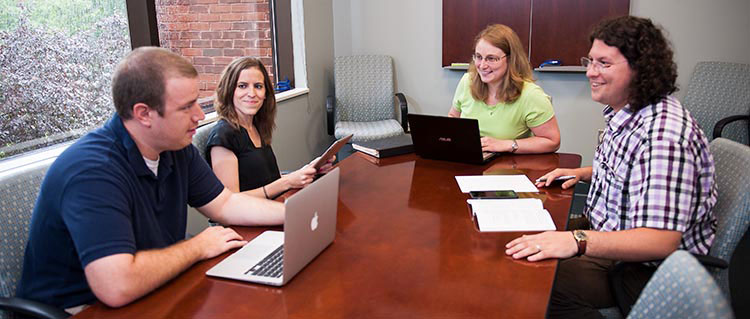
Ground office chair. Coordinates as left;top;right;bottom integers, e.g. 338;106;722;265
714;113;749;143
627;250;734;319
705;138;750;298
683;61;750;145
193;120;219;160
0;159;70;319
327;55;408;143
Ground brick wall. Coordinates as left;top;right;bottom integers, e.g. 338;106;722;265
156;0;274;99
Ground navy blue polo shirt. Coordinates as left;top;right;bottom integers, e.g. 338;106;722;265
17;114;224;308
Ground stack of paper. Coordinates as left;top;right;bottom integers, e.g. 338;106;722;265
467;198;555;232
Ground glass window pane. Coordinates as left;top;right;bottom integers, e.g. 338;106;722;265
0;0;131;160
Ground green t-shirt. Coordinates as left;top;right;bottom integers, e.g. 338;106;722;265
452;73;555;139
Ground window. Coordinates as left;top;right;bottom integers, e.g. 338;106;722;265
0;0;131;159
0;0;295;161
154;0;293;101
271;0;295;90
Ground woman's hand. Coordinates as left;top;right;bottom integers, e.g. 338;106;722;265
505;231;578;262
535;167;592;189
283;165;317;189
311;155;336;174
480;136;512;153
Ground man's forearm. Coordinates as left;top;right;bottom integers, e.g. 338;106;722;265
199;188;284;226
85;238;204;307
213;191;284;226
585;227;682;262
579;167;593;182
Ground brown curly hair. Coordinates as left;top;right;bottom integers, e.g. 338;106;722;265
214;57;277;145
590;16;678;111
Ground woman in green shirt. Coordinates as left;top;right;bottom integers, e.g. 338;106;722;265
449;24;560;154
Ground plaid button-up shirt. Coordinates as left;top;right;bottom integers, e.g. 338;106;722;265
585;96;718;254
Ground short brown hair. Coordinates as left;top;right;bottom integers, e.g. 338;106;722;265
111;47;198;119
468;24;534;103
214;57;277;145
590;16;678;111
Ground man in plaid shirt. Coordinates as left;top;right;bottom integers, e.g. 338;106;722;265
505;16;717;319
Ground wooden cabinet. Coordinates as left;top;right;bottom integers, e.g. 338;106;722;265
442;0;630;68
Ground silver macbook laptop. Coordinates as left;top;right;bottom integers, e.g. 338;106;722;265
206;167;340;286
408;114;497;164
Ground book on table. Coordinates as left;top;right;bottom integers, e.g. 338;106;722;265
352;134;414;158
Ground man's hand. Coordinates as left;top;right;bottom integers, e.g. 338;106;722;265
535;167;592;189
191;226;247;259
505;231;578;262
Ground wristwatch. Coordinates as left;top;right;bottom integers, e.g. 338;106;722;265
510;139;519;153
572;230;588;256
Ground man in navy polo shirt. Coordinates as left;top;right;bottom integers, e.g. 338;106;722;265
17;47;285;311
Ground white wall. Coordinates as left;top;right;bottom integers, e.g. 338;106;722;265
332;0;750;165
273;0;336;172
632;1;750;97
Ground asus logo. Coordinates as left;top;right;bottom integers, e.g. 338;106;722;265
438;137;452;142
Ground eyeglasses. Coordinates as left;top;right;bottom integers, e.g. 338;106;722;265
580;57;627;72
473;53;506;65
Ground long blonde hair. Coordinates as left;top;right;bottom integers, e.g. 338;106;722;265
468;24;533;103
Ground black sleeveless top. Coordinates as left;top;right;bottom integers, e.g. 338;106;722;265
204;119;281;191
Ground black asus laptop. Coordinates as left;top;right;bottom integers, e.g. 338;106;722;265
407;114;497;164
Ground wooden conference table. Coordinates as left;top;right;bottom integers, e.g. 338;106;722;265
75;151;581;319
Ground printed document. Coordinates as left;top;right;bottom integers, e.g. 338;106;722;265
467;198;555;232
455;175;539;193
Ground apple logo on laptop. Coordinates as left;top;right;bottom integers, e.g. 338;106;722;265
310;212;319;231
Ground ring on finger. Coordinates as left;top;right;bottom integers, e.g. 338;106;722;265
535;244;542;252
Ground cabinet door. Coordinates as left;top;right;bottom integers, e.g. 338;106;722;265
530;0;630;67
442;0;531;67
442;0;629;68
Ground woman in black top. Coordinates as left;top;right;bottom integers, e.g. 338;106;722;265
205;57;332;198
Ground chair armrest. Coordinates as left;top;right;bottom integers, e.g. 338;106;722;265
395;93;408;132
692;253;729;269
326;95;335;136
0;297;70;319
713;114;749;139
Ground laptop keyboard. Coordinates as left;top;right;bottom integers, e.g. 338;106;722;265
245;245;284;278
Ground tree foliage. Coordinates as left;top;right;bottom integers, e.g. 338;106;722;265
0;3;129;158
